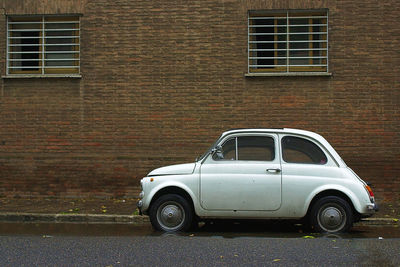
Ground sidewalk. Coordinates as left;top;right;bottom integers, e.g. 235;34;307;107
0;197;149;224
0;197;398;225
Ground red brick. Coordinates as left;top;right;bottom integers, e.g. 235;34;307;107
0;0;398;200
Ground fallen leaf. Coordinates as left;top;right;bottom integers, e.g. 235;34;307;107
393;219;399;222
273;259;281;262
303;235;315;239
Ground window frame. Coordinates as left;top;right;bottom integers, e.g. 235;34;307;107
248;9;329;74
6;15;81;76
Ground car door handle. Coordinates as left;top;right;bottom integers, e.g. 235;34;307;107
266;168;281;173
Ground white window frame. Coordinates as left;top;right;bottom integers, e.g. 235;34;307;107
248;9;329;75
6;15;81;76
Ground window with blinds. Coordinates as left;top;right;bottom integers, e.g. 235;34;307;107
248;10;328;73
7;15;80;75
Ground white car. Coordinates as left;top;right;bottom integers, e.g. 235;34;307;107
137;128;378;233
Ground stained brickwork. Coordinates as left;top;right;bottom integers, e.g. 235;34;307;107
0;0;399;200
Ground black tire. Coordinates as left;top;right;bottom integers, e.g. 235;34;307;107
310;196;353;233
149;194;193;232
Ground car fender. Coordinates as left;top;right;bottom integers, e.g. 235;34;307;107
146;180;198;212
304;184;363;215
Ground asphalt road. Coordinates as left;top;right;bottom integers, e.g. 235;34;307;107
0;222;399;266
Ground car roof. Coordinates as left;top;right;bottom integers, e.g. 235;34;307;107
219;128;346;167
221;128;322;139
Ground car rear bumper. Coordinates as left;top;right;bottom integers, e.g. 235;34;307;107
361;202;379;218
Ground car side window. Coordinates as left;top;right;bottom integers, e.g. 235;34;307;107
282;136;327;164
213;136;275;161
238;136;275;161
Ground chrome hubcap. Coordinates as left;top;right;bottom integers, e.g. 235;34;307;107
318;205;346;232
157;202;185;231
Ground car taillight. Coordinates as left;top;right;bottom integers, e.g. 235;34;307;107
365;185;375;202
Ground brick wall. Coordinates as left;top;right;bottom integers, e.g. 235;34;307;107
0;0;399;201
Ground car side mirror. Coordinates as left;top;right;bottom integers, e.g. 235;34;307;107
212;145;224;159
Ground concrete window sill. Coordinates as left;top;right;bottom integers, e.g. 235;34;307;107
245;72;332;77
2;74;82;79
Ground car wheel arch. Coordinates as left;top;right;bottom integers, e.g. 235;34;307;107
149;186;197;216
305;189;357;219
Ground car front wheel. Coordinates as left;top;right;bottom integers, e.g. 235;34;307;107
310;196;353;233
149;194;193;232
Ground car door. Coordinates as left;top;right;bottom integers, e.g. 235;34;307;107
200;133;282;211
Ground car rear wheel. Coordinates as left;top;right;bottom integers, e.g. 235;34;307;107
149;194;193;232
310;196;353;233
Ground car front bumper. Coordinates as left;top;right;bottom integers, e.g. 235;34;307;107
137;199;143;215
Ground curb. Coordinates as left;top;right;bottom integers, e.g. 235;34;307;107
0;213;398;226
357;217;400;226
0;213;150;224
